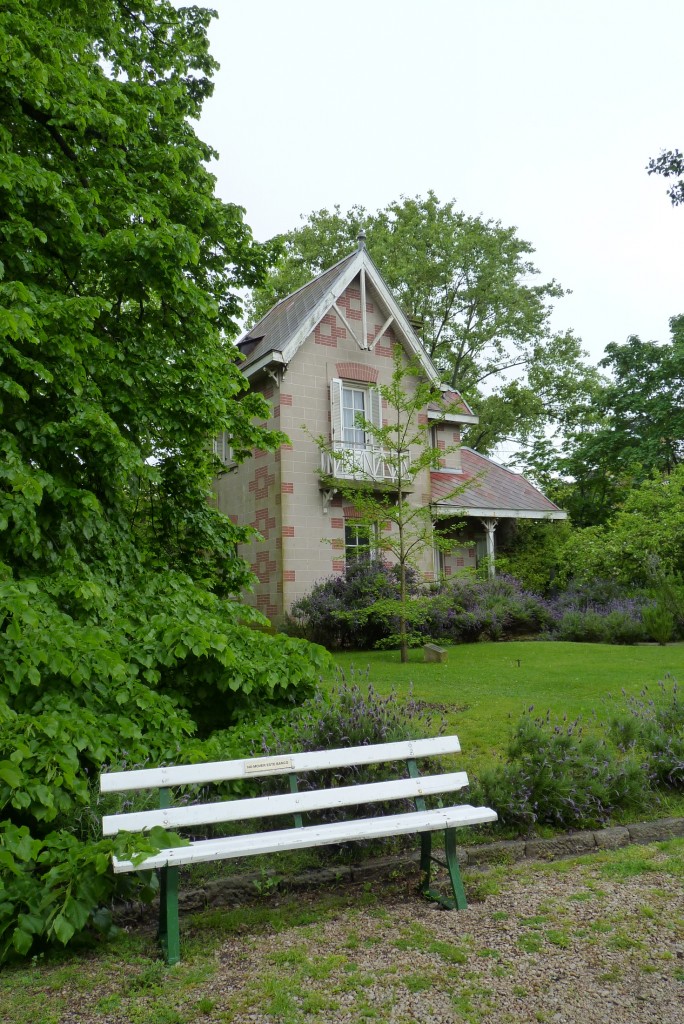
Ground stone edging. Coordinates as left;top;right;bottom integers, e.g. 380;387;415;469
113;816;684;922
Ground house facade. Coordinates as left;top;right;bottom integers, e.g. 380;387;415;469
214;238;565;621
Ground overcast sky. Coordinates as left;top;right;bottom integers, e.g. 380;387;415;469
198;0;681;370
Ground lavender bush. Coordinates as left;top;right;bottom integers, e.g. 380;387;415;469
284;567;673;650
609;679;684;791
471;709;647;832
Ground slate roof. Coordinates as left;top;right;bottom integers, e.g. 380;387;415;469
431;448;566;517
237;251;358;370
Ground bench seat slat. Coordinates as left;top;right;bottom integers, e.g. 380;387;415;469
102;771;470;836
100;736;462;793
112;803;497;873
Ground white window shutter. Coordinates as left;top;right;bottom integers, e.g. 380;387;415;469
368;387;382;431
330;378;343;443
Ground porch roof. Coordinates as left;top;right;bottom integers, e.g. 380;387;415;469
431;448;567;520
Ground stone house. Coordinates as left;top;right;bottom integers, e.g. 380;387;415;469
213;238;565;622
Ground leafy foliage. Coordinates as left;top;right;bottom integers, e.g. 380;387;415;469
472;710;646;832
610;679;684;792
648;147;684;206
0;0;328;960
521;318;684;528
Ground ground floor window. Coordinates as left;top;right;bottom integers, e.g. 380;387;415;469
345;522;376;563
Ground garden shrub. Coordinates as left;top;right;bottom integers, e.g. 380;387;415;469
287;561;420;649
642;603;676;644
471;710;647;831
251;673;447;851
609;679;684;791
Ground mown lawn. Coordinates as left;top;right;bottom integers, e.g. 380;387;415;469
325;642;684;770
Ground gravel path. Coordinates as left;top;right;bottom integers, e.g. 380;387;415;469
193;847;684;1023
7;843;683;1024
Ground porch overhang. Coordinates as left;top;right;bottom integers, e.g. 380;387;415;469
432;504;567;521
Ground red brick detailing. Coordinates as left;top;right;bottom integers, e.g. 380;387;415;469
273;405;280;418
382;418;388;427
468;548;476;558
437;440;446;451
453;431;461;443
275;450;281;463
283;570;296;582
456;557;465;567
314;311;345;347
252;507;276;539
256;593;278;618
332;559;345;573
376;341;393;358
331;495;343;507
330;517;344;529
331;538;344;550
282;525;295;537
343;506;361;518
249;466;274;501
335;362;378;383
262;384;274;400
417;413;428;426
277;580;283;593
383;522;392;532
280;443;293;451
424;572;435;582
365;299;375;313
252;550;276;583
382;398;388;408
281;482;294;493
337;285;362;321
280;393;293;406
445;565;453;576
254;448;267;459
229;514;238;524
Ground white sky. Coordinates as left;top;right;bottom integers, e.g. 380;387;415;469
199;0;682;370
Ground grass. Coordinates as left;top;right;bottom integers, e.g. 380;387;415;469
2;840;682;1023
325;641;684;769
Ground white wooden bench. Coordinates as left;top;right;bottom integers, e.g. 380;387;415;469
100;736;497;964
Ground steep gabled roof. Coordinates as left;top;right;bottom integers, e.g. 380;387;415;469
237;250;358;371
431;448;566;519
236;241;475;418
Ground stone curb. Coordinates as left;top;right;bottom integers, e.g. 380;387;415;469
113;816;684;924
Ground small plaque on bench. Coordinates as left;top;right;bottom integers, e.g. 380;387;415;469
243;756;294;775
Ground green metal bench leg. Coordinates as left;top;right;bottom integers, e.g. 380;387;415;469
419;831;432;895
159;865;180;965
444;828;467;910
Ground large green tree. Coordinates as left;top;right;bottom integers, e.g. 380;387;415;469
0;0;328;960
249;193;596;453
524;317;684;527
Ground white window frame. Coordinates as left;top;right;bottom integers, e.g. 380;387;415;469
326;378;386;481
212;432;233;466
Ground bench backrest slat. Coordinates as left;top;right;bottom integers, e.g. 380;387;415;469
100;736;462;794
102;770;470;836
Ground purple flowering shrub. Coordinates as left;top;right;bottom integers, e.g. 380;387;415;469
285;560;420;649
471;709;647;832
252;671;448;854
609;679;684;792
285;566;671;649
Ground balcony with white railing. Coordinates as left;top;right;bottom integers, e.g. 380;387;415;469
321;442;409;485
